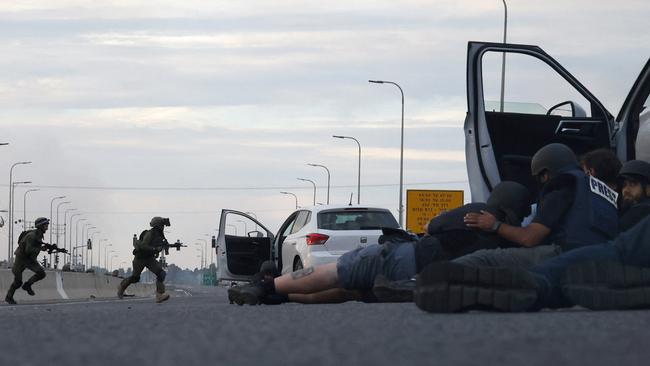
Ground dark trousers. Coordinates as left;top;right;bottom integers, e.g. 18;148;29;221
6;257;46;298
120;256;166;294
530;216;650;307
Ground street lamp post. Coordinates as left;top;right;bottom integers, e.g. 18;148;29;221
55;201;71;247
333;136;361;204
49;196;66;264
297;178;316;206
63;208;77;259
98;239;107;271
307;164;330;204
22;188;39;230
90;231;101;268
84;225;96;269
500;0;508;113
280;191;298;209
197;238;208;267
226;224;238;236
105;245;113;271
8;161;31;263
195;245;204;269
74;219;87;266
69;214;82;262
10;181;31;262
368;79;405;228
110;255;118;272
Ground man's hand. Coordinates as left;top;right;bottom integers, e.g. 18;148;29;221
464;210;497;232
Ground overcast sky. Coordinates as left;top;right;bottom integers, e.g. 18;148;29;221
1;0;648;269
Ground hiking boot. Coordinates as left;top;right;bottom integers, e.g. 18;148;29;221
22;283;35;296
372;274;415;303
414;261;540;313
563;261;650;310
5;296;16;305
227;282;267;306
155;292;170;303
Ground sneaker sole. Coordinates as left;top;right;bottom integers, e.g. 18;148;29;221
564;261;650;310
414;262;538;313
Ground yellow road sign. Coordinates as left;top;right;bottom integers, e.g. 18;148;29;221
406;190;464;234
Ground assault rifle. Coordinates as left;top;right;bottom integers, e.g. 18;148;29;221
41;243;69;255
154;239;186;255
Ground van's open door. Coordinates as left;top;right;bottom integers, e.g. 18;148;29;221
465;42;615;202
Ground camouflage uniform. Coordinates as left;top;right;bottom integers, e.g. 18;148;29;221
5;226;47;303
119;227;168;296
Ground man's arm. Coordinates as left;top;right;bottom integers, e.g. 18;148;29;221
464;210;550;247
24;233;45;256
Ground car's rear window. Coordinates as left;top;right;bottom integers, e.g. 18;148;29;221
317;210;399;230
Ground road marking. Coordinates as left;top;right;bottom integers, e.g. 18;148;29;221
0;297;152;310
55;271;69;299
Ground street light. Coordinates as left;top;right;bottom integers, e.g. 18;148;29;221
368;79;405;228
226;224;238;236
63;208;77;257
197;238;209;266
55;201;71;247
90;231;101;268
307;163;330;204
98;239;108;271
334;135;361;204
500;0;508;113
22;188;39;230
280;191;298;209
84;225;96;268
69;214;82;260
105;245;114;271
297;178;316;206
195;245;204;269
10;180;31;261
110;254;119;272
75;219;87;266
8;161;31;262
49;196;66;247
235;220;248;236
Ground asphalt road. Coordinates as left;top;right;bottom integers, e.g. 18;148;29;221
1;286;649;366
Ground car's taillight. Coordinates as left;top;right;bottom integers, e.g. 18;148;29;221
306;233;329;245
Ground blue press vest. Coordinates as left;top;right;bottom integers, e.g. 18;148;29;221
540;168;619;251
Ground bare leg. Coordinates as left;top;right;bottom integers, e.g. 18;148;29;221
288;288;363;304
274;263;339;294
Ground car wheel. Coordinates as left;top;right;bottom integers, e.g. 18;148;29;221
293;257;303;271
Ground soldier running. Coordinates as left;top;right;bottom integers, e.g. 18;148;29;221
117;217;171;303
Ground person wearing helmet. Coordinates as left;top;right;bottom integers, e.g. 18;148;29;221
5;217;50;304
617;160;650;231
117;217;172;303
414;143;620;312
227;182;532;305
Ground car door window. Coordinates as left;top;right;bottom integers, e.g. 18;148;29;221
290;211;311;234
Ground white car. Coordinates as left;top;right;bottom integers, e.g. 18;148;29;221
216;205;399;282
464;41;649;202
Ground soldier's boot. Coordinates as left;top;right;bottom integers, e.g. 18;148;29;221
155;292;170;303
117;279;130;299
5;284;20;304
22;282;36;296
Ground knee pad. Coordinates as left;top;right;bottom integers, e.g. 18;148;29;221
157;270;166;282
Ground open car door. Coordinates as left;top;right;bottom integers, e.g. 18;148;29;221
217;209;275;283
615;58;650;162
465;42;615;202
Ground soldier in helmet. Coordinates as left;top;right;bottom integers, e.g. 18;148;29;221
117;217;171;303
228;181;532;305
414;143;620;312
5;217;50;304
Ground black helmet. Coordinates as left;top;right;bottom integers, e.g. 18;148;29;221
34;217;50;228
618;160;650;184
150;216;171;228
531;143;578;179
486;181;531;225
